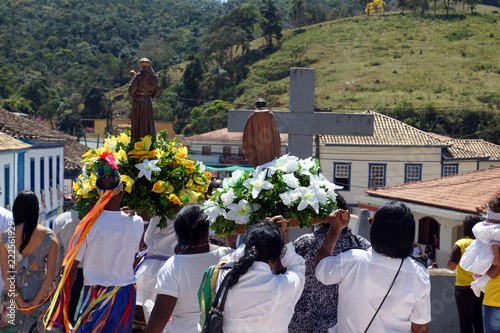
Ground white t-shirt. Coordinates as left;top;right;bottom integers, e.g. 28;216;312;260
0;207;13;293
217;242;306;333
156;246;234;333
316;248;431;333
54;210;82;271
75;210;143;286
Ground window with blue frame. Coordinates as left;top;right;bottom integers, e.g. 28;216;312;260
30;158;35;191
442;164;458;177
56;155;60;186
405;164;422;183
333;163;351;191
40;157;45;190
369;164;386;188
4;165;10;206
49;156;53;189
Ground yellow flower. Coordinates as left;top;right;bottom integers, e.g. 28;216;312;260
168;193;182;206
176;146;188;160
151;180;174;194
118;132;130;145
73;181;80;192
134;142;145;151
141;135;152;151
148;150;156;158
193;177;202;184
121;175;135;193
155;149;165;159
116;148;128;164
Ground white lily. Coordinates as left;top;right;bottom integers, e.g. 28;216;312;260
221;189;235;207
282;173;300;189
203;200;227;222
243;170;274;199
135;159;161;181
317;173;343;197
225;199;258;224
279;190;301;206
267;154;300;176
196;161;206;173
299;157;316;171
295;185;328;214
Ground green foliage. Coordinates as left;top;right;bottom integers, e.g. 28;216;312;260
183;100;233;136
444;28;474;41
58;112;85;138
82;88;112;119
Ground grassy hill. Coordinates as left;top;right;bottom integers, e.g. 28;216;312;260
232;6;500;111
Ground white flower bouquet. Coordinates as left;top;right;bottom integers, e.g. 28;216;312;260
204;154;342;236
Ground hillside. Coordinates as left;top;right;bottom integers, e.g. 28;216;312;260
233;7;500;111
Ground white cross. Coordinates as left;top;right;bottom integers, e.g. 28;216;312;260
228;68;374;159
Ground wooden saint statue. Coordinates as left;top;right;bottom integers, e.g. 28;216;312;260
242;98;281;167
129;58;158;141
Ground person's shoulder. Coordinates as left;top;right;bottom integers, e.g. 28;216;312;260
216;246;234;256
455;237;472;247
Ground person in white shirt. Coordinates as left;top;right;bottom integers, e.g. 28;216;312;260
315;202;431;333
53;208;82;324
145;204;233;333
70;172;144;333
214;217;306;333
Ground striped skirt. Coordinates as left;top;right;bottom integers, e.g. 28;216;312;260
74;284;136;333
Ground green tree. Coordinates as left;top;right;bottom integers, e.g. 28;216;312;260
20;80;49;113
466;0;481;13
58;112;85;138
259;0;283;48
183;100;233;136
289;0;304;28
82;88;112;119
204;63;231;99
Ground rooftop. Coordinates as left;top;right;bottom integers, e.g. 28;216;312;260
365;165;500;214
187;128;288;143
320;111;449;147
0;108;76;142
0;132;32;152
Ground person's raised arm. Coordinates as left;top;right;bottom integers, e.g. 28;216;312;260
313;209;350;271
145;294;177;333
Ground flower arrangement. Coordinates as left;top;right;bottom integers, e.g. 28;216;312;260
204;154;342;236
73;130;211;228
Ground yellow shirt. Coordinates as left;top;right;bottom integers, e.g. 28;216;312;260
484;276;500;307
455;238;475;287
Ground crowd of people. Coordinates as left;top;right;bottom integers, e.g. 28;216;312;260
1;171;500;332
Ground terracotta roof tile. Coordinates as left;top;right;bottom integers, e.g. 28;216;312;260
320;111;449;147
64;141;92;170
187;128;288;142
0;132;32;152
365;166;500;214
448;139;500;161
0;108;76;142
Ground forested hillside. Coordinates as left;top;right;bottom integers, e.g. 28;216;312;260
1;0;499;144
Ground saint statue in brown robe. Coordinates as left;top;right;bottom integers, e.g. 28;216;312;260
129;58;158;141
242;98;281;167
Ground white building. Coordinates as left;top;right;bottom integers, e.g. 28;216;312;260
0;108;85;227
357;165;500;268
319;111;500;206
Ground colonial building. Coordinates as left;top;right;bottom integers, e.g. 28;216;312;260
319;111;500;206
357;165;500;268
0;108;90;226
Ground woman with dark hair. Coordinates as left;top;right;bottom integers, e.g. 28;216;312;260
214;217;305;332
447;215;484;333
289;194;371;333
0;191;58;332
315;202;431;333
145;204;233;333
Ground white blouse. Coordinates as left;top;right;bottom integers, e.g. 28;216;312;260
316;248;431;333
216;242;305;333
